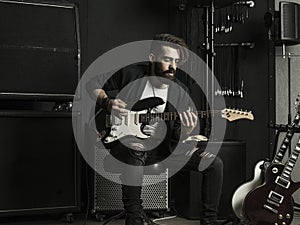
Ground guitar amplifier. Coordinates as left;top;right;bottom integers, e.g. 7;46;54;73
0;111;81;216
92;148;168;214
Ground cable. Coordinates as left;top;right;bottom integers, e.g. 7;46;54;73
152;215;177;222
82;162;90;225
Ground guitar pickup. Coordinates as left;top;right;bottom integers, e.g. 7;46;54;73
106;115;122;127
275;176;290;189
268;190;284;204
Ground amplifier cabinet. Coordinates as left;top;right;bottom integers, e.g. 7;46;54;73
0;110;81;216
93;149;168;213
0;0;80;100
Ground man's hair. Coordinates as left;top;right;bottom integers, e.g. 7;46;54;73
150;33;189;63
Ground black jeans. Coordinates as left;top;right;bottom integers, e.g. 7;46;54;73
183;152;223;223
107;143;223;223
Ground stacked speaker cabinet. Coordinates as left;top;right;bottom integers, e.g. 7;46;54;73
0;0;81;216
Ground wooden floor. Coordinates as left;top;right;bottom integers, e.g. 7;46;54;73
0;213;299;225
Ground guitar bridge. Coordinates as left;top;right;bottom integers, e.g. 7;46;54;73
266;199;280;208
263;204;278;214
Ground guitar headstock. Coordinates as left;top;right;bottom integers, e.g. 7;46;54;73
222;108;254;122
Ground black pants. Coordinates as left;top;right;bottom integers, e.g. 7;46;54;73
108;143;223;223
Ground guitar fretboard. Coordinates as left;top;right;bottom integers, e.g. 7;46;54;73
139;110;222;123
281;137;300;180
273;114;300;163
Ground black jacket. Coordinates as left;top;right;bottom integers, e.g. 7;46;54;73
87;62;197;154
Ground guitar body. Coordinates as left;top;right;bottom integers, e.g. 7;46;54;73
232;160;265;220
243;163;300;225
95;108;149;148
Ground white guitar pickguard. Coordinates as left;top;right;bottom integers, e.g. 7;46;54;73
104;110;150;144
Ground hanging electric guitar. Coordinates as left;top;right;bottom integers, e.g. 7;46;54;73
243;136;300;225
232;98;300;221
94;97;254;148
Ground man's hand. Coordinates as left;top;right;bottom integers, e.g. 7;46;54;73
93;89;128;118
142;122;159;137
179;110;198;135
108;98;128;118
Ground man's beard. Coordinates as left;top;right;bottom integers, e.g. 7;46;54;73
153;62;176;82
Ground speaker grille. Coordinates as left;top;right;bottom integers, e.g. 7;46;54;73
280;1;300;44
93;150;168;212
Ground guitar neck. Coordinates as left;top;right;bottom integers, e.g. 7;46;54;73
139;110;222;123
280;137;300;181
273;114;300;164
197;110;223;118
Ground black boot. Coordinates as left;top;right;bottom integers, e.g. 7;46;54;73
125;213;144;225
122;185;144;225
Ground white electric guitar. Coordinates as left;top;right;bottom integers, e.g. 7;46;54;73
232;160;269;220
93;97;254;148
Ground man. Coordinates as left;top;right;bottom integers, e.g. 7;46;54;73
88;34;223;225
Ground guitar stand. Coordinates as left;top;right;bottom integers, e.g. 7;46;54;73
269;123;300;213
269;123;300;158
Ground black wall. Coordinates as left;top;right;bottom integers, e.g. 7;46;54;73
168;0;275;179
215;0;273;179
214;0;274;179
86;0;170;64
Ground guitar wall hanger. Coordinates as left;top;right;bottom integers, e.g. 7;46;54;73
269;123;300;132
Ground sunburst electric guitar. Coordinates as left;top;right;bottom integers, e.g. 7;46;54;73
243;137;300;225
94;97;254;148
232;98;300;221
